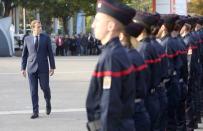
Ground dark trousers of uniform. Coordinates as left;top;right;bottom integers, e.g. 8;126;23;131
189;72;201;126
166;75;181;131
28;71;51;113
194;75;202;123
186;77;196;131
201;76;203;117
200;64;203;116
176;81;187;131
134;100;151;131
145;91;160;131
186;89;195;131
157;87;168;131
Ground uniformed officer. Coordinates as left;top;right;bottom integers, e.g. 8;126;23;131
180;18;199;131
85;0;136;131
190;17;202;124
150;13;169;131
120;22;151;131
173;17;188;131
157;14;183;131
195;17;203;117
133;11;162;131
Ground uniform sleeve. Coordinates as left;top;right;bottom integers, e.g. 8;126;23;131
86;70;102;121
99;55;134;130
135;65;147;99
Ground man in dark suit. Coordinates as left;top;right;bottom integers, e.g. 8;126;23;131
21;20;55;119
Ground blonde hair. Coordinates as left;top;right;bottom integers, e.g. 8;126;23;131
30;20;41;29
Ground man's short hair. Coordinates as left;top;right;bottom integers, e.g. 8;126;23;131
30;20;41;29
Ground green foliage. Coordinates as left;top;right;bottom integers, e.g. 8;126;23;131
188;0;203;15
1;0;137;34
126;0;152;12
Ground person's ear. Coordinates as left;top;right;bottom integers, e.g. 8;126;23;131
107;21;116;32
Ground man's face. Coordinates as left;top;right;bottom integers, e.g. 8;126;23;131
180;25;186;35
91;13;109;41
156;25;165;38
32;22;42;35
195;24;202;31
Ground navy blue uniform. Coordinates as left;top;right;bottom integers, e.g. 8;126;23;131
127;48;151;131
198;29;203;117
86;37;135;131
175;35;188;131
182;33;197;130
160;34;183;131
136;37;161;131
190;31;202;124
151;37;168;131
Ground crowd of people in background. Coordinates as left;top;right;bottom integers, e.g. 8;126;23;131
54;33;102;56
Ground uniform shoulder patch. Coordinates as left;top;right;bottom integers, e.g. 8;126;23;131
103;76;111;89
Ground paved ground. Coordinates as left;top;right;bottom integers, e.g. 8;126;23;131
0;56;203;131
0;56;97;131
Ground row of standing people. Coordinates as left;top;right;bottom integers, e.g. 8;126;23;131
86;0;203;131
54;34;101;56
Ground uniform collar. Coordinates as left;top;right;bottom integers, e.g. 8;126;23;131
103;37;120;48
139;37;150;43
160;34;170;41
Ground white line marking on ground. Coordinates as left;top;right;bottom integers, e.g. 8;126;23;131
0;108;86;115
57;59;97;61
0;71;92;75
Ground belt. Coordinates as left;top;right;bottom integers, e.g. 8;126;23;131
173;71;177;76
163;78;170;83
158;82;164;88
134;98;142;103
150;88;156;94
158;78;170;88
179;78;184;82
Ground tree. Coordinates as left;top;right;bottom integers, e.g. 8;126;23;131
1;0;136;34
188;0;203;15
1;0;15;17
124;0;152;12
17;0;97;34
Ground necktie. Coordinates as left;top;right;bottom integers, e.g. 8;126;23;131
35;36;39;50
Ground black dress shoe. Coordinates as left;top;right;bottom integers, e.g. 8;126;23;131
46;101;51;115
46;107;51;115
30;113;39;119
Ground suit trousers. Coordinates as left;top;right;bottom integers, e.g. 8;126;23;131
28;71;51;113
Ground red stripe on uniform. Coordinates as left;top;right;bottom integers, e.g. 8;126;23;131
145;58;161;64
93;66;134;77
191;46;198;49
133;64;148;72
166;50;179;58
159;53;167;58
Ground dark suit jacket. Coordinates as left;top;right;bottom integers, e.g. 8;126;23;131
21;33;56;73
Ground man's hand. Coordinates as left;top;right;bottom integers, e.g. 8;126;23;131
21;70;26;78
49;69;54;76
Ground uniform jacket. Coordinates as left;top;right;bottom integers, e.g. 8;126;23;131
86;37;135;131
